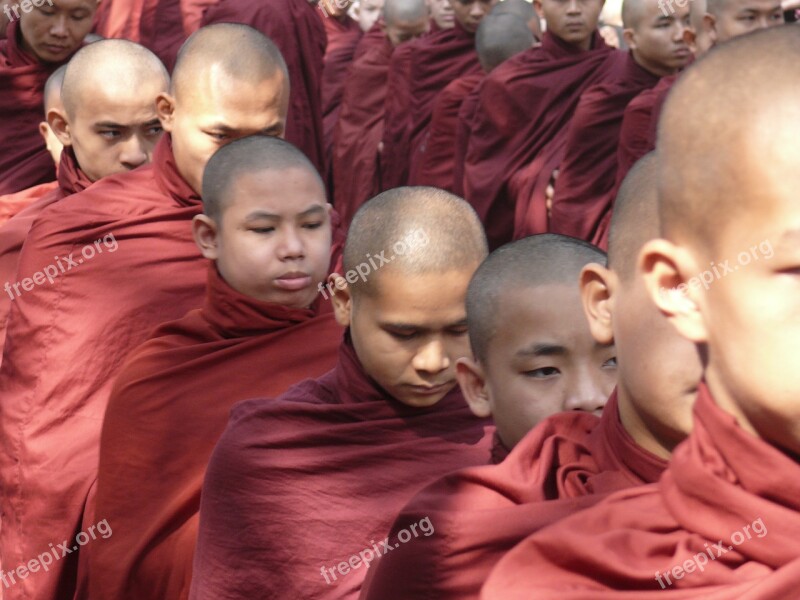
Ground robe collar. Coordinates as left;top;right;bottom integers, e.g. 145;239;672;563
153;134;202;208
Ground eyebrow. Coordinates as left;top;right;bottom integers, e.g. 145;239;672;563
244;205;326;222
381;318;469;332
94;119;161;129
516;343;567;358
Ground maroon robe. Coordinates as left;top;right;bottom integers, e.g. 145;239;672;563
0;181;57;225
189;334;493;600
463;32;623;249
453;83;483;196
202;0;327;174
379;41;417;189
481;384;800;599
89;266;343;600
547;53;661;241
360;393;666;600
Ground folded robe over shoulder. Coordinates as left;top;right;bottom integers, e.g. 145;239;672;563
0;135;209;600
202;0;327;174
481;383;800;599
189;335;493;600
463;32;623;249
0;21;72;195
90;265;343;600
360;392;666;600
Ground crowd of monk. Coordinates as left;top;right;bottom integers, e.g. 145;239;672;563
0;0;798;598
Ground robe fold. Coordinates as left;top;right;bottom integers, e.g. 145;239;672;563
463;32;623;249
548;53;660;241
0;135;209;600
202;0;327;174
378;41;417;189
0;21;71;195
0;181;57;226
482;383;800;599
0;148;92;359
360;392;666;600
332;30;393;225
452;84;483;196
406;22;482;185
189;334;493;600
415;72;483;191
90;265;342;600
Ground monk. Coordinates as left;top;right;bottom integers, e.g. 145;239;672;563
0;39;167;367
415;12;534;190
547;0;691;242
482;28;800;598
332;0;429;226
0;24;289;600
0;0;96;196
190;188;494;600
360;153;702;600
0;65;64;226
89;136;343;600
202;0;327;174
429;0;455;28
356;0;386;31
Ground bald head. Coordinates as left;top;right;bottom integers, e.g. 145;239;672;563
476;14;535;72
43;65;67;114
61;39;168;120
621;0;648;29
705;0;784;45
384;0;429;25
202;136;322;221
658;25;800;248
467;234;606;362
344;187;488;297
490;0;541;37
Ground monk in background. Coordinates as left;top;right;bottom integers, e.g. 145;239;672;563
0;24;289;600
355;0;386;31
429;0;455;28
190;188;493;600
0;0;96;195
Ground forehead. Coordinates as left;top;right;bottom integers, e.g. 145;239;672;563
225;168;326;213
183;66;286;121
725;0;781;12
72;77;163;118
51;0;96;10
363;269;474;320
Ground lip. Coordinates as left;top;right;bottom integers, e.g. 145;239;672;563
274;273;312;291
673;47;692;58
408;383;451;396
44;44;68;55
564;22;584;30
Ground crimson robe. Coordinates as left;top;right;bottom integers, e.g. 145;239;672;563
0;148;91;360
0;135;209;600
189;334;493;600
0;21;71;195
360;392;666;600
547;54;660;241
482;384;800;599
463;32;623;249
415;72;483;191
332;30;393;225
202;0;327;174
406;22;482;185
379;41;417;189
452;83;483;196
0;181;57;226
89;266;343;600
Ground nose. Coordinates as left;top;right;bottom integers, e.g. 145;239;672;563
566;0;581;15
412;338;450;375
119;135;149;170
469;1;486;18
277;226;306;259
563;367;610;414
673;19;688;42
49;15;68;38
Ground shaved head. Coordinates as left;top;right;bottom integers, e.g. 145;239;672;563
490;0;541;37
61;39;168;120
43;65;67;113
608;152;659;280
384;0;429;24
467;234;606;362
476;14;535;72
344;187;488;297
202;135;322;221
658;25;800;249
621;0;648;29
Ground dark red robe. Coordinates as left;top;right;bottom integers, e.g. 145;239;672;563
482;384;799;599
89;266;343;600
462;32;624;249
415;72;483;191
360;392;666;600
547;53;660;241
379;41;418;189
0;135;209;600
452;83;483;196
0;181;57;226
332;29;393;225
0;21;73;195
202;0;327;174
189;334;493;600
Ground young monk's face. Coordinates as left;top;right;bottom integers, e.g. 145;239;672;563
705;0;783;45
624;0;692;77
428;0;456;28
385;15;431;46
336;268;477;408
19;0;95;63
447;0;496;32
158;69;289;196
195;168;332;308
536;0;605;51
357;0;385;32
476;285;616;449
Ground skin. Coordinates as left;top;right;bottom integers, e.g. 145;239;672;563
624;0;691;77
458;285;617;450
356;0;385;31
684;0;711;57
535;0;606;51
703;0;784;45
157;68;289;196
19;0;95;64
193;168;333;308
331;267;478;408
429;0;456;27
39;91;65;167
448;0;497;32
321;0;354;19
385;14;430;45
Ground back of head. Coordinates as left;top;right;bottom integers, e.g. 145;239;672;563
490;0;541;37
43;65;67;114
467;234;606;362
476;13;535;72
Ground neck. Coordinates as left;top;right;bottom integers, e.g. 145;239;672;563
617;385;675;460
631;49;678;78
